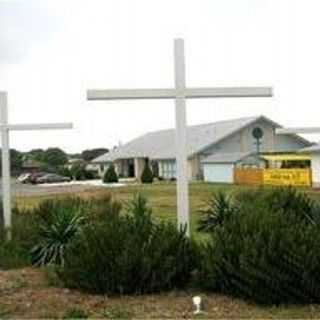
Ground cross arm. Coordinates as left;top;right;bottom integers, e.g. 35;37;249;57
0;123;73;131
276;127;320;134
87;87;273;100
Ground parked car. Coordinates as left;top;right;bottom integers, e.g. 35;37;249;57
29;172;48;184
17;173;31;183
35;173;71;184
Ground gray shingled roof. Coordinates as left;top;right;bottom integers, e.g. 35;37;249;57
299;143;320;153
201;152;253;164
92;116;275;163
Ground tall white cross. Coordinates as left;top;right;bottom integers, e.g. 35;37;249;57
87;39;273;236
0;91;73;238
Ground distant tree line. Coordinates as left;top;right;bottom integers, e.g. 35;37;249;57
0;147;109;176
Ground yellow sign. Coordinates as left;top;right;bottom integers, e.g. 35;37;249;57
263;169;312;187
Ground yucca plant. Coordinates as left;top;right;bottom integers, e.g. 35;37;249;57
197;191;237;232
31;203;84;267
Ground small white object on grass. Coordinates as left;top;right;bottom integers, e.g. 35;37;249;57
192;296;202;314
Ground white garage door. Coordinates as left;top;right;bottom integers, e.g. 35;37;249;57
203;163;234;183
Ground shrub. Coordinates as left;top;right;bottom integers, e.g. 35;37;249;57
198;188;320;305
0;240;30;270
58;167;73;179
84;169;97;180
70;163;86;181
103;164;118;183
58;194;196;295
29;196;121;268
140;164;154;184
0;205;37;269
197;192;237;232
30;198;85;266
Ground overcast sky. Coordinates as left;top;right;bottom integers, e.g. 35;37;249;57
0;0;319;153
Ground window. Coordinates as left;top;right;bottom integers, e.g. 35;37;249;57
162;161;176;179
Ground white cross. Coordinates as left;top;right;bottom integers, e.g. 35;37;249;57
0;91;73;239
87;39;273;236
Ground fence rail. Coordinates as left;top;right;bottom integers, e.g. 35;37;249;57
234;168;312;187
234;168;264;185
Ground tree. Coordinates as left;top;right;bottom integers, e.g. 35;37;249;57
141;164;154;184
10;149;23;172
103;164;118;183
42;148;68;168
29;149;45;162
81;148;109;162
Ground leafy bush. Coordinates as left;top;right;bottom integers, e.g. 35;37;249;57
0;240;31;270
141;164;153;184
103;164;118;183
58;194;196;295
197;192;237;232
198;188;320;305
70;163;96;181
58;167;73;179
0;205;37;269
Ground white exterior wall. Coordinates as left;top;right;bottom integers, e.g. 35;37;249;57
203;119;277;156
87;163;108;177
274;134;308;152
312;153;320;188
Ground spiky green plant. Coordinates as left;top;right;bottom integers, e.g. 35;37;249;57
31;203;84;267
197;191;237;232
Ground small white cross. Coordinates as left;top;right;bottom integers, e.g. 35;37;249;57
87;39;273;236
0;91;73;239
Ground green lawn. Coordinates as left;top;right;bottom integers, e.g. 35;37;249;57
15;181;320;238
15;182;249;237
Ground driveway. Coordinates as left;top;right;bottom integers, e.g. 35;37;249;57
0;179;126;197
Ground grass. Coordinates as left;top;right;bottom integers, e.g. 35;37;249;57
14;182;252;238
14;181;320;238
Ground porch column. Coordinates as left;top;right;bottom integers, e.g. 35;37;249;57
134;158;145;180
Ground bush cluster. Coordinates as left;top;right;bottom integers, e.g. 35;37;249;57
0;206;37;269
3;186;320;305
103;164;118;183
70;164;97;181
30;196;121;266
57;194;196;295
198;188;320;305
141;164;154;183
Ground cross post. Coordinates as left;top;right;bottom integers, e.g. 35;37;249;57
0;91;73;239
87;38;273;236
